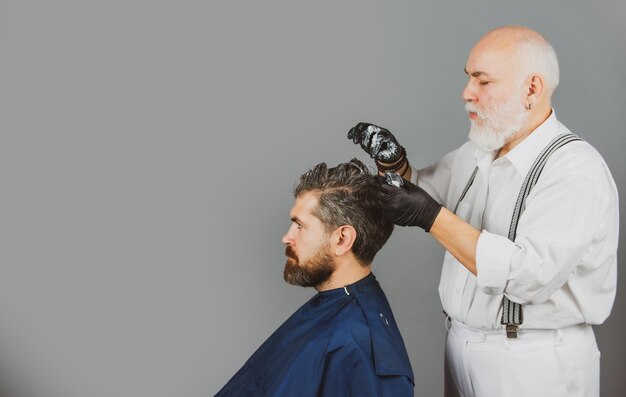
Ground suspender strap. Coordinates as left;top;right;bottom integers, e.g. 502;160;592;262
500;133;582;337
453;167;479;214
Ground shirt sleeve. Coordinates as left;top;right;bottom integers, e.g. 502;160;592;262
476;146;618;307
475;231;517;295
416;147;460;205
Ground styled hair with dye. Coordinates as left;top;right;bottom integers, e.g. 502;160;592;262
294;158;393;265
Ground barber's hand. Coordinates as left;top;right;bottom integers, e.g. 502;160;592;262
376;176;442;231
347;122;405;164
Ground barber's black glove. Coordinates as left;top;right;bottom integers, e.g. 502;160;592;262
376;176;442;231
347;122;405;164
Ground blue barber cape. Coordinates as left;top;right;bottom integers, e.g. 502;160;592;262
215;273;414;396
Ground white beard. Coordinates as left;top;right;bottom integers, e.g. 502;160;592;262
466;95;529;154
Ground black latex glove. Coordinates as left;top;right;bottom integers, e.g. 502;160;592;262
376;175;442;231
347;122;405;164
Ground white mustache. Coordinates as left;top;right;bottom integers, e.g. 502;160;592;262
465;102;487;119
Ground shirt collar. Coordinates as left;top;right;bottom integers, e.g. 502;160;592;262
502;109;560;177
472;146;498;176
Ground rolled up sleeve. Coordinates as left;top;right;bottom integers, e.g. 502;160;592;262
476;231;518;295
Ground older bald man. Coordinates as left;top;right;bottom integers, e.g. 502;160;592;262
349;26;618;397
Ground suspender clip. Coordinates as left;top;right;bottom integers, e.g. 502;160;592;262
506;324;519;339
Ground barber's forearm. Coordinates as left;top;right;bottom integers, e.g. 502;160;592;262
429;207;480;275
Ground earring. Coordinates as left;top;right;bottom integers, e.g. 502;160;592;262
527;103;532;110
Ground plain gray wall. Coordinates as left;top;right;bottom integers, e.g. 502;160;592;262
1;1;624;396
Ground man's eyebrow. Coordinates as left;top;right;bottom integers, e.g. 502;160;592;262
464;68;490;78
291;216;303;224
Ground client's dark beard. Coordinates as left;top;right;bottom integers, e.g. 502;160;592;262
283;245;335;288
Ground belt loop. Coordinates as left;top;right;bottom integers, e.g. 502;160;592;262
556;328;564;343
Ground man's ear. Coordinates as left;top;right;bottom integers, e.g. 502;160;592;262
525;74;545;109
332;225;357;256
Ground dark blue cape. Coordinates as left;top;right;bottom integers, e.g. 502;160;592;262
215;273;414;396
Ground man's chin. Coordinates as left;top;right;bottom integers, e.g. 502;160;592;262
283;260;298;280
283;258;334;288
283;260;306;286
468;129;504;153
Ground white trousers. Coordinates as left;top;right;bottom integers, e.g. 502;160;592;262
444;319;600;397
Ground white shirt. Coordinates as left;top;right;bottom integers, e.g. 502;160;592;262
413;111;619;330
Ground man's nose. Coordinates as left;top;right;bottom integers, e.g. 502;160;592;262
462;81;477;103
282;224;296;244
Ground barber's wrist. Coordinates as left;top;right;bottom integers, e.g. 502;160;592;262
376;147;408;175
376;147;406;167
377;158;411;180
377;158;403;168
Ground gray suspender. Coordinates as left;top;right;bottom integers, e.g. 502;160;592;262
453;133;582;338
453;167;479;214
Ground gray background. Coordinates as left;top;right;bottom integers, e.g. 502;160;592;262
0;1;624;396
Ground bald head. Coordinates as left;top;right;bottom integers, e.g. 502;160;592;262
481;26;547;46
476;26;560;98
